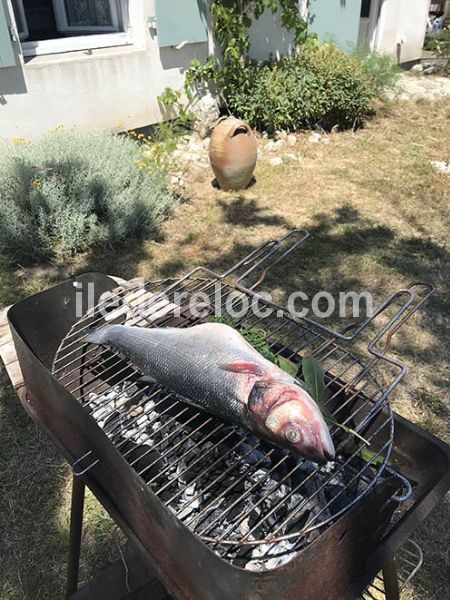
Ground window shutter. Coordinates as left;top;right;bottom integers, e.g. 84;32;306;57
0;1;16;67
154;0;208;47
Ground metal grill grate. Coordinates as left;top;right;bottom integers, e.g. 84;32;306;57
51;233;431;568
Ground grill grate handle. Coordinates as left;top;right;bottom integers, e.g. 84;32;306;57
222;229;310;289
72;450;99;476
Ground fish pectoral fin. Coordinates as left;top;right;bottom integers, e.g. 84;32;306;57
219;361;266;376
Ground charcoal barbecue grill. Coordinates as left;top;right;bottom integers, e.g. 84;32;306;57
5;230;450;599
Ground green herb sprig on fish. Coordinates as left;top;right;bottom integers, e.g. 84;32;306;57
302;355;370;447
212;316;297;376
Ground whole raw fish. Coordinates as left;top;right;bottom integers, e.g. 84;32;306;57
86;323;335;463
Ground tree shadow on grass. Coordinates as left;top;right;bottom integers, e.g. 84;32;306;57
0;368;65;598
0;367;124;598
217;196;291;228
183;202;397;329
156;196;293;280
153;198;448;345
0;239;155;311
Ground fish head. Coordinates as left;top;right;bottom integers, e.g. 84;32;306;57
219;360;335;463
248;381;335;464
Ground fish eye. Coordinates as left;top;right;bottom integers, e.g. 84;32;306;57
285;429;301;444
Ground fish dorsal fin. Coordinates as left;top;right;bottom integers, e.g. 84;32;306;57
219;362;265;377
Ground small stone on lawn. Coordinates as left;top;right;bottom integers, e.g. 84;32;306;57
431;161;450;173
268;157;283;166
308;132;322;143
287;134;297;146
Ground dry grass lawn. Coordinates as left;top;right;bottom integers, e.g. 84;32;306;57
0;99;449;599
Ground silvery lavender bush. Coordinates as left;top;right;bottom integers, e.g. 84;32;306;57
0;130;175;264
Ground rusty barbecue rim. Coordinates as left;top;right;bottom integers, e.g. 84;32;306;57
51;232;433;557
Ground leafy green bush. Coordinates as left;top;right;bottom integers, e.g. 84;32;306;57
0;130;175;265
425;29;450;75
351;45;400;98
425;29;450;57
217;43;397;133
182;2;398;133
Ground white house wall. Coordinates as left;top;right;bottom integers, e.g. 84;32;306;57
247;1;308;61
375;0;429;63
248;8;295;61
0;0;212;139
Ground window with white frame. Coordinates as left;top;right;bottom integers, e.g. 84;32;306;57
11;0;130;56
53;0;121;33
11;0;28;41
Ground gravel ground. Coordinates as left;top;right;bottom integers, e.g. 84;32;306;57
395;73;450;101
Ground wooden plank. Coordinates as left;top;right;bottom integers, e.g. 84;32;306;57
0;307;24;391
0;307;11;345
3;359;24;392
1;340;17;365
0;322;11;347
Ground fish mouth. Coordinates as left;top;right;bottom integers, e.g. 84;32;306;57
250;384;336;463
299;446;334;465
324;448;335;461
295;430;336;464
322;428;336;461
319;447;336;464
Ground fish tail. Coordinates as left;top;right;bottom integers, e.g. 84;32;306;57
85;325;115;346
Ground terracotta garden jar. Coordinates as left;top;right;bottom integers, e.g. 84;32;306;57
209;116;257;191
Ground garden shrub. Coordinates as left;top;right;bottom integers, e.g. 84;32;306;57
425;29;450;75
185;40;399;134
181;1;399;133
425;29;450;58
0;130;175;265
351;46;400;98
218;43;398;133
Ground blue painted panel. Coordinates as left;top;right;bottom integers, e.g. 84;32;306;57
0;1;16;67
155;0;208;48
308;0;363;49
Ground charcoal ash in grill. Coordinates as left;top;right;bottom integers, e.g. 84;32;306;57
243;539;300;571
86;384;380;572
